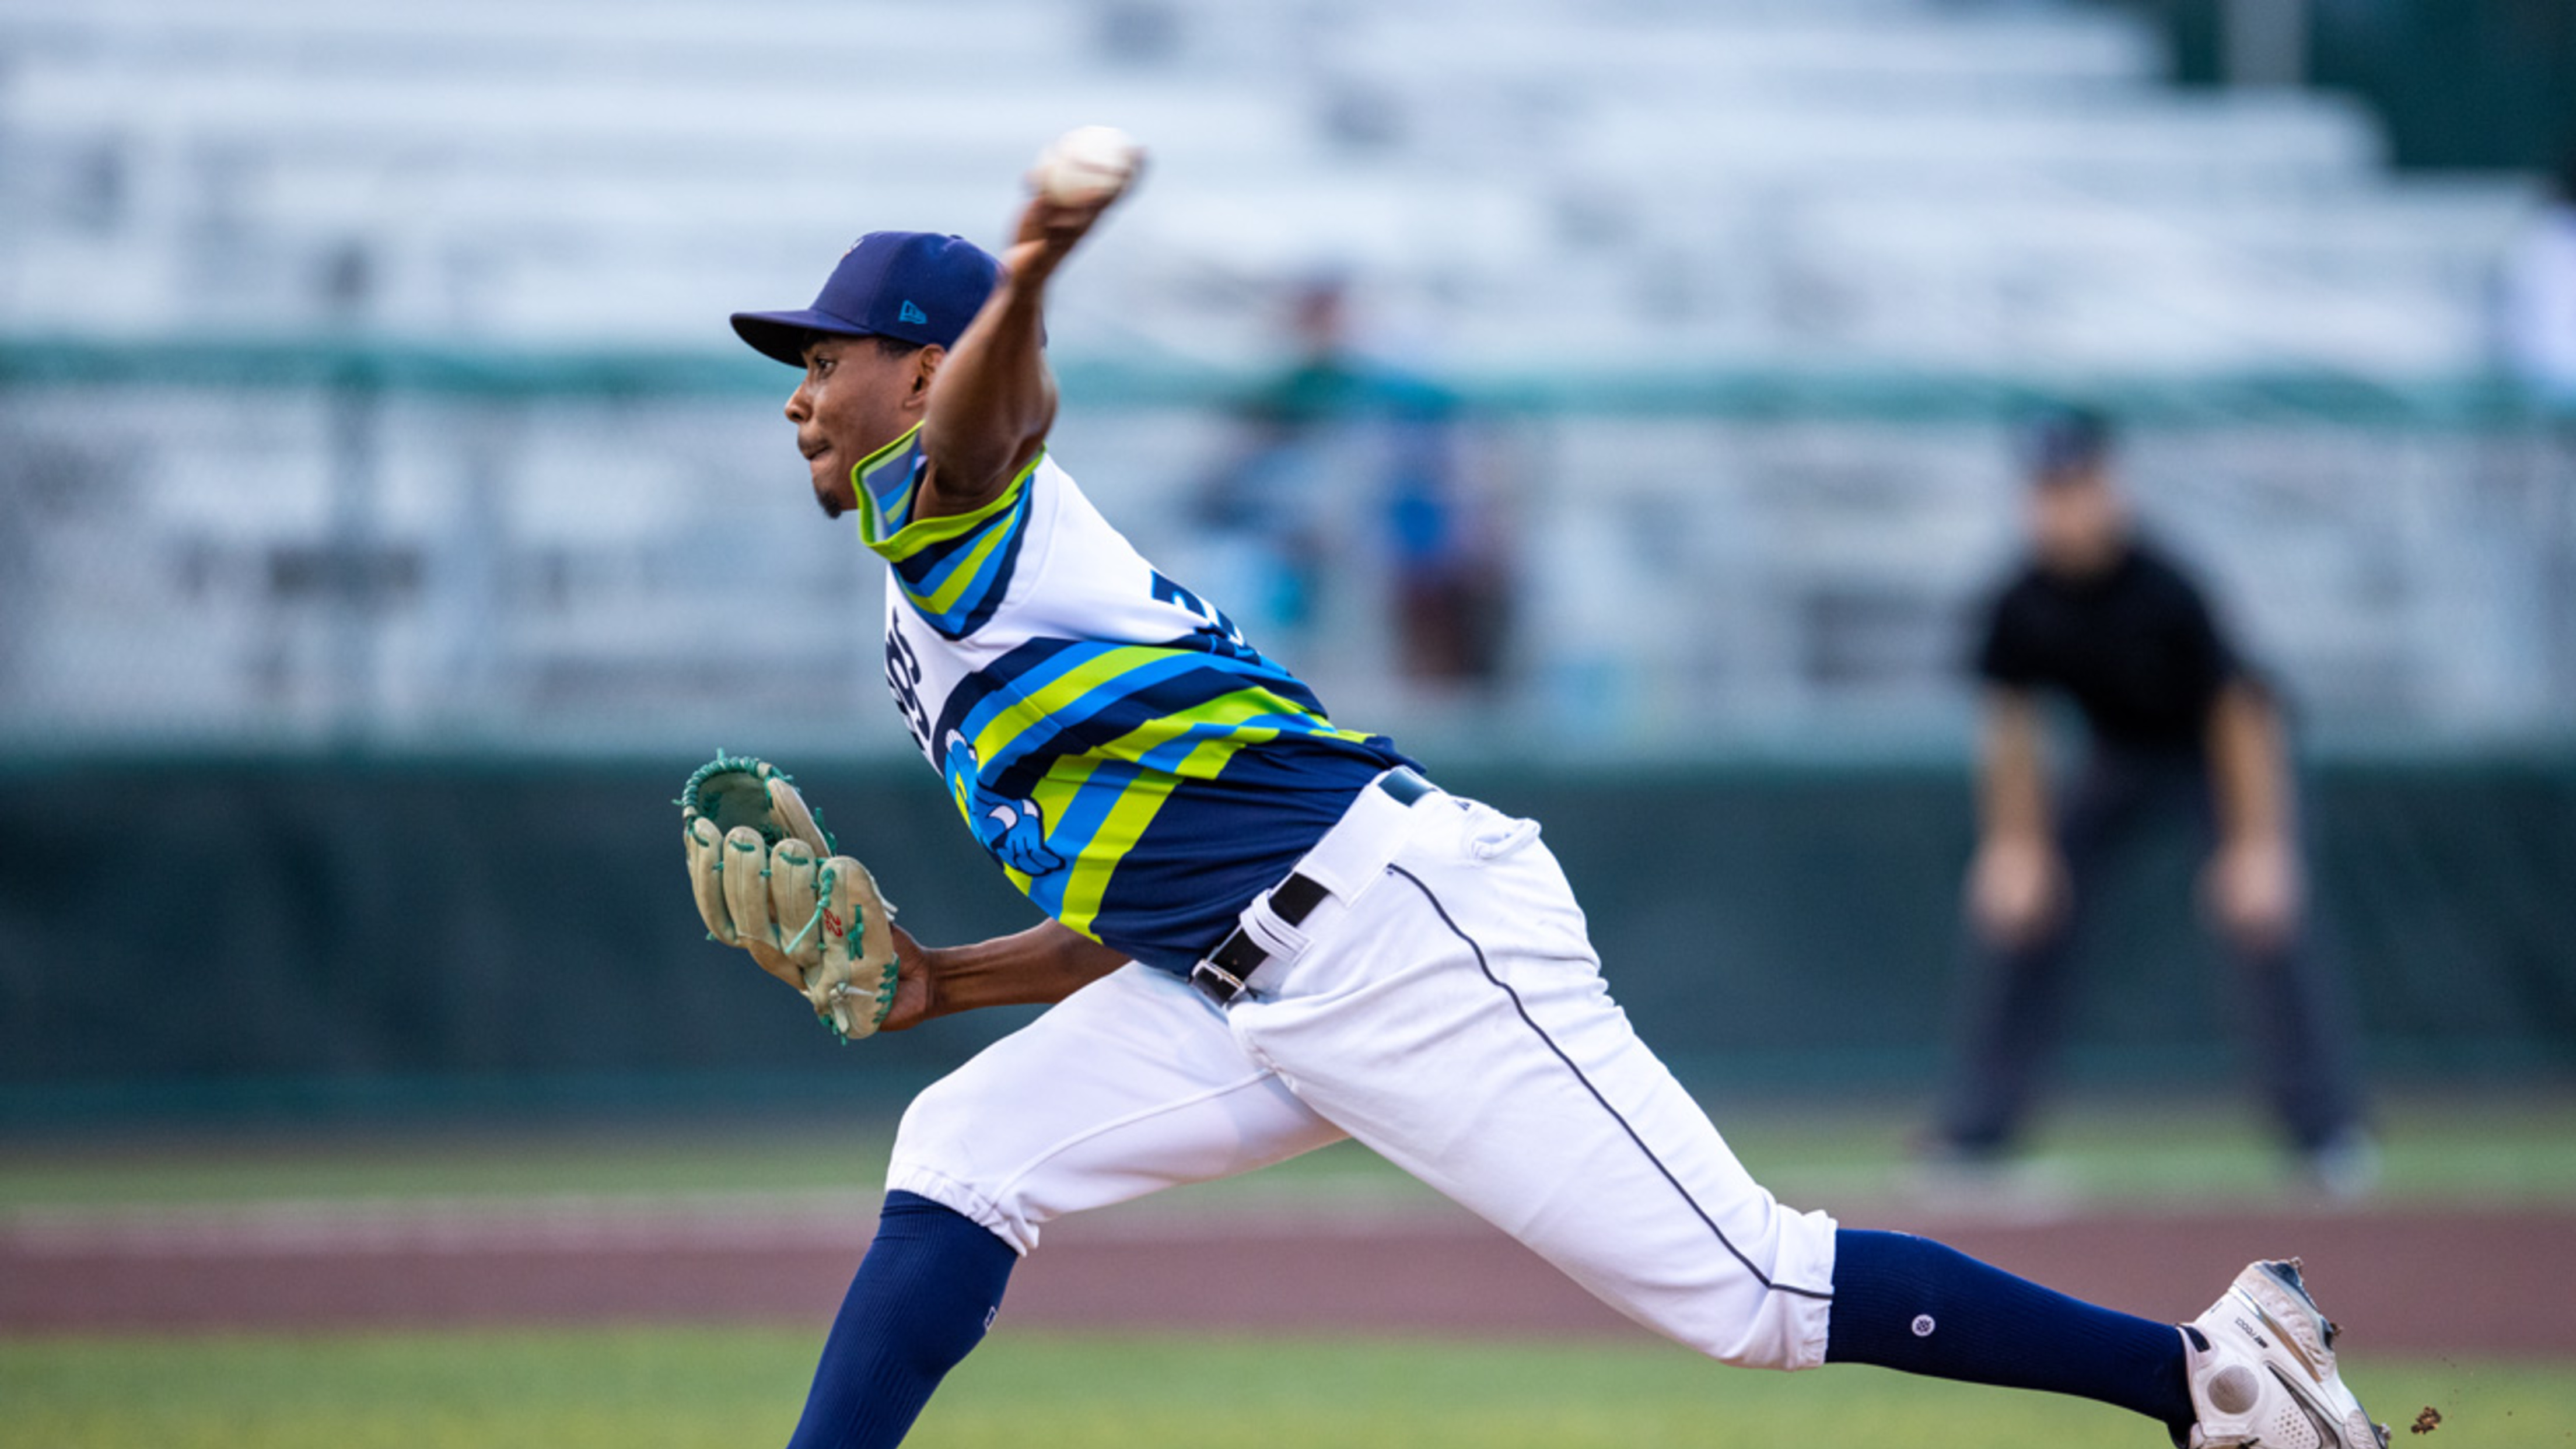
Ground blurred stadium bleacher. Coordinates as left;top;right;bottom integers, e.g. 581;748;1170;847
0;0;2567;757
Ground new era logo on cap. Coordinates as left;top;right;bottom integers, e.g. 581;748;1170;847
899;300;929;325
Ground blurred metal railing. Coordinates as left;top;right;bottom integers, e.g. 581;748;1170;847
2;337;2570;761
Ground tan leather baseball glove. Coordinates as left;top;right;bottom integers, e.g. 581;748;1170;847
679;752;899;1042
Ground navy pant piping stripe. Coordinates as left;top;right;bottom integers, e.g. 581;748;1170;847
1385;864;1831;1303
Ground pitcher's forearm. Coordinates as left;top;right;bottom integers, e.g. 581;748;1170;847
917;919;1126;1022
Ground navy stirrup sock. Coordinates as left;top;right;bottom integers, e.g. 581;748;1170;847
1825;1228;2193;1431
786;1190;1018;1449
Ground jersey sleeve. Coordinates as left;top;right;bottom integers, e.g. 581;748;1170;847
1972;578;2043;689
853;426;1042;640
2163;568;2241;716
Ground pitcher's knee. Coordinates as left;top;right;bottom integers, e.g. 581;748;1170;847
885;1075;1032;1255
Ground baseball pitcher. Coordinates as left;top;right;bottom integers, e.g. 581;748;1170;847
689;140;2388;1449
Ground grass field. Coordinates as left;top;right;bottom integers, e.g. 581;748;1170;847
8;1091;2576;1214
6;1093;2571;1447
2;1328;2561;1449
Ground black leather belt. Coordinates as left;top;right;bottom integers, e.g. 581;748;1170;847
1189;768;1433;1008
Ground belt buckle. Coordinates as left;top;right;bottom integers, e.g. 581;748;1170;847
1189;959;1248;1007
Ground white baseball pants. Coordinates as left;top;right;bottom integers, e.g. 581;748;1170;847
886;782;1840;1370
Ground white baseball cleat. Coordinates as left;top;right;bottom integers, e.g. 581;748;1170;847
2179;1259;2389;1449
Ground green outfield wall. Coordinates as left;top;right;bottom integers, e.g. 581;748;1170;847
2;752;2568;1125
2124;0;2576;173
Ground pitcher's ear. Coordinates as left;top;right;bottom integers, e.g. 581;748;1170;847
908;344;947;399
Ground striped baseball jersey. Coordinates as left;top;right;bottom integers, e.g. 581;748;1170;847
855;424;1413;975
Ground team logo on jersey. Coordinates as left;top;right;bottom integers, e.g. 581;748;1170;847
898;299;929;326
943;732;1065;877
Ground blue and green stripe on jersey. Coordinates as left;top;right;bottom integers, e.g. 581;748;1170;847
853;425;1036;639
933;634;1395;948
849;425;1410;967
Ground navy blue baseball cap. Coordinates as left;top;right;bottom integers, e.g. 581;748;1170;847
730;231;1002;366
2018;405;2114;484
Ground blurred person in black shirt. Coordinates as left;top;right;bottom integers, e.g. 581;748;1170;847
1927;409;2373;1194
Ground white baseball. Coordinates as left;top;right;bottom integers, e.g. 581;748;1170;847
1035;125;1142;205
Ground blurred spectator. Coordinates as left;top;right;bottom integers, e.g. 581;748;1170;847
1189;279;1354;651
1192;276;1513;688
1384;393;1513;689
2501;148;2576;402
1926;408;2375;1195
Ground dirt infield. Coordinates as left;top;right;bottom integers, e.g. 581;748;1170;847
5;1196;2566;1354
